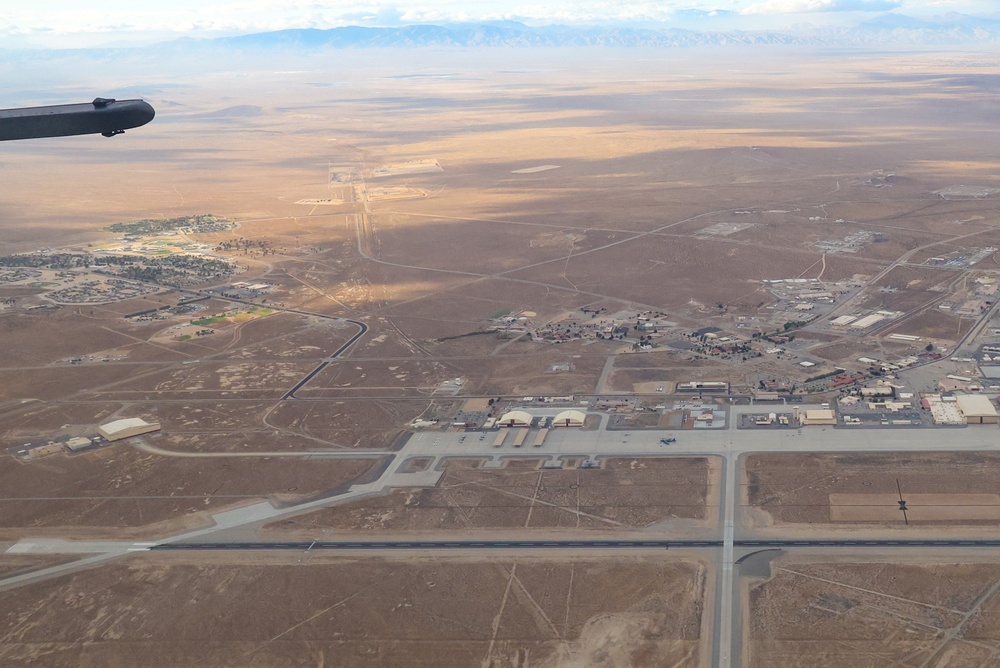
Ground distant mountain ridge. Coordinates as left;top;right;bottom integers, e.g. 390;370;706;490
195;15;1000;50
6;13;1000;55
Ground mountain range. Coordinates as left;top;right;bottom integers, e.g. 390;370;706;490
6;13;1000;55
190;14;1000;50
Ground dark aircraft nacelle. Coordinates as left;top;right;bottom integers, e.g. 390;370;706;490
0;98;155;141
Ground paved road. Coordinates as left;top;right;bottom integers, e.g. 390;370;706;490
9;415;1000;667
131;441;388;459
189;292;370;401
281;319;368;399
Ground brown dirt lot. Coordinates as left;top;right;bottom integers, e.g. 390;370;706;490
509;236;827;311
259;398;424;449
0;402;123;442
0;446;379;539
809;340;880;365
608;365;731;393
312;351;608;398
208;316;360;361
264;457;716;537
874;265;960;291
745;452;1000;533
748;556;1000;668
297;358;456;396
0;554;707;668
124;401;276;434
0;309;186;366
375;287;591;346
374;214;627;275
105;360;319;395
112;398;405;454
0;555;69;578
469;353;608;396
858;287;944;314
0;365;150;403
883;309;973;342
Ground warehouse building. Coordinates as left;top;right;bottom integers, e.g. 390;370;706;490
552;410;586;427
676;381;730;394
98;418;161;441
850;313;886;330
800;409;837;426
860;385;894;398
955;395;1000;424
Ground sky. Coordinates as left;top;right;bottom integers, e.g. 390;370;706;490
1;0;998;48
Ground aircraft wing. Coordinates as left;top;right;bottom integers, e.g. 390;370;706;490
0;98;155;141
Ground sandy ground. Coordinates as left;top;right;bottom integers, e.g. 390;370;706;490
0;553;707;668
263;456;716;538
746;553;1000;668
744;452;1000;534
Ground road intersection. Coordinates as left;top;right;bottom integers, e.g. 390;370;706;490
5;406;1000;667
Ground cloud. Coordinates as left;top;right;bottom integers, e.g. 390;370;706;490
742;0;901;14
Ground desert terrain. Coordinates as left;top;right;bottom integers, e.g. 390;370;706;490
263;456;717;538
748;553;1000;668
745;452;1000;535
5;45;1000;666
0;553;707;668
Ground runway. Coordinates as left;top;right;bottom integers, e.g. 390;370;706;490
149;538;1000;551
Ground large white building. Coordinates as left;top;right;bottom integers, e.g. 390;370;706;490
497;411;532;428
800;409;837;426
98;418;161;441
956;395;1000;424
552;410;586;427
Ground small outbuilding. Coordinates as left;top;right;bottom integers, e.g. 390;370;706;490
65;437;92;451
98;418;161;442
552;410;586;427
497;411;533;428
956;395;1000;424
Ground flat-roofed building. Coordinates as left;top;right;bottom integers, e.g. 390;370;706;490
98;418;160;442
956;394;1000;424
677;381;730;394
850;313;885;329
65;436;92;451
800;409;837;426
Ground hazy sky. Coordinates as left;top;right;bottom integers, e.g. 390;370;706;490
2;0;997;47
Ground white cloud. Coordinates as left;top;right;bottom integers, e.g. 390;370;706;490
742;0;900;13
